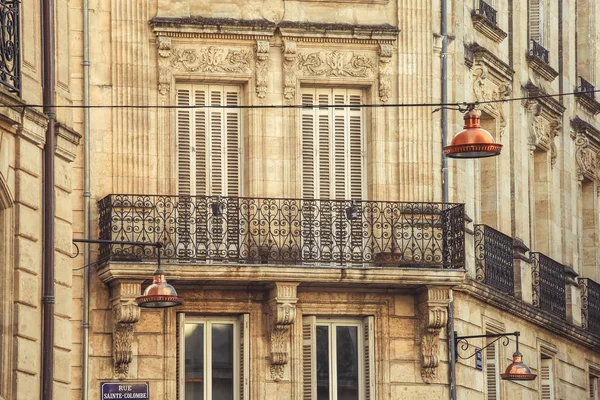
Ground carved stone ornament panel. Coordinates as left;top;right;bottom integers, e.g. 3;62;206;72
378;44;393;103
417;286;450;383
526;100;561;166
472;65;511;137
297;50;376;78
255;40;270;99
575;133;600;183
267;282;299;382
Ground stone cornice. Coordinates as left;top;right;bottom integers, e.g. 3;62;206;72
97;262;466;288
524;82;566;117
471;14;507;43
526;54;559;82
151;17;398;44
571;116;600;142
466;44;514;82
457;280;600;352
55;122;81;162
576;92;600;115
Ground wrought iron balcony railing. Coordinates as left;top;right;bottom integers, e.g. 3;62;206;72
98;194;465;268
529;40;550;64
476;0;498;26
0;0;19;94
474;224;514;295
579;278;600;334
531;252;566;319
577;76;596;100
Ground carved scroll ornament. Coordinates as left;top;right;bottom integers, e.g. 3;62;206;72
472;65;511;137
267;282;299;381
378;44;393;103
255;40;270;99
170;46;252;73
282;40;298;100
526;101;561;166
417;287;450;383
111;282;142;379
297;50;376;78
575;133;600;183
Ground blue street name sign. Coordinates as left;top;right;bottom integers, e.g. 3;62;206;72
101;382;149;400
475;349;483;370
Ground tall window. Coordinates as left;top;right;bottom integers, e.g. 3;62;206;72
176;84;241;196
301;88;365;200
529;0;545;46
540;355;555;400
178;315;249;400
303;316;375;400
591;373;599;400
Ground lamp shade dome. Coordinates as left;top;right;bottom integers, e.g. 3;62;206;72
443;110;502;158
500;351;537;381
136;271;183;308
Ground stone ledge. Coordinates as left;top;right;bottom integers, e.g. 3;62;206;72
576;93;600;115
471;14;507;43
97;261;466;288
526;55;559;82
457;279;600;351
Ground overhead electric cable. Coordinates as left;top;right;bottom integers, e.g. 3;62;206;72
11;88;600;110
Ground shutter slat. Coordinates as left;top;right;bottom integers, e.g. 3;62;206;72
363;316;375;400
541;358;553;400
302;92;316;199
210;89;223;195
226;89;241;197
318;91;331;199
485;340;498;400
177;87;192;195
194;88;207;196
303;316;317;400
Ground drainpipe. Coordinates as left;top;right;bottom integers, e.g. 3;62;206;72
82;0;91;399
448;293;456;400
441;0;449;204
41;0;56;398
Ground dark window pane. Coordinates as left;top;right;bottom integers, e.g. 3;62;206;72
316;325;330;400
212;323;234;400
185;324;204;400
336;326;358;400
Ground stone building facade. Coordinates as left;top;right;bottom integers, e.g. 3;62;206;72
2;0;600;400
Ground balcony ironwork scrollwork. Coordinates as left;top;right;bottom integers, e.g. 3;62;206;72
476;0;497;26
579;278;600;333
474;224;514;295
0;0;19;94
98;194;465;269
531;252;566;319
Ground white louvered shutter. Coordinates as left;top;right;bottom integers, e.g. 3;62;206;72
529;0;543;44
303;316;317;400
301;88;365;200
541;358;554;400
363;316;375;400
590;375;598;400
485;340;499;400
177;313;185;400
177;86;193;195
239;314;250;400
177;84;241;196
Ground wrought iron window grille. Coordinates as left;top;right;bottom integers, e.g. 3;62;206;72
476;0;498;26
98;194;465;268
529;40;550;65
531;252;566;319
0;0;20;94
474;224;514;295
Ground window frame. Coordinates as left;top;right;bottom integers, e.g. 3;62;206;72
178;314;249;400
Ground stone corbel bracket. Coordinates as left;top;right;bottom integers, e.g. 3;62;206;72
156;35;172;96
111;281;142;379
255;40;270;99
282;40;297;101
572;117;600;185
378;44;393;103
267;282;299;381
417;286;450;383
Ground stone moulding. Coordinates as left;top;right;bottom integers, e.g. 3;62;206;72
576;92;600;115
267;282;299;382
417;286;450;383
110;281;142;379
526;54;559;82
471;14;508;43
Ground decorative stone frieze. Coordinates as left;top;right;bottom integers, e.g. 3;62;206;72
266;282;299;381
282;40;298;101
417;286;450;383
524;83;565;166
110;281;142;379
255;40;270;99
170;46;252;74
378;44;393;103
296;51;376;78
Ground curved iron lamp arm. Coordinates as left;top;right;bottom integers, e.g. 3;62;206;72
454;331;520;360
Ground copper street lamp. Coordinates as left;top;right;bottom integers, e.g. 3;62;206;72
454;331;537;381
444;109;503;159
71;238;183;309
